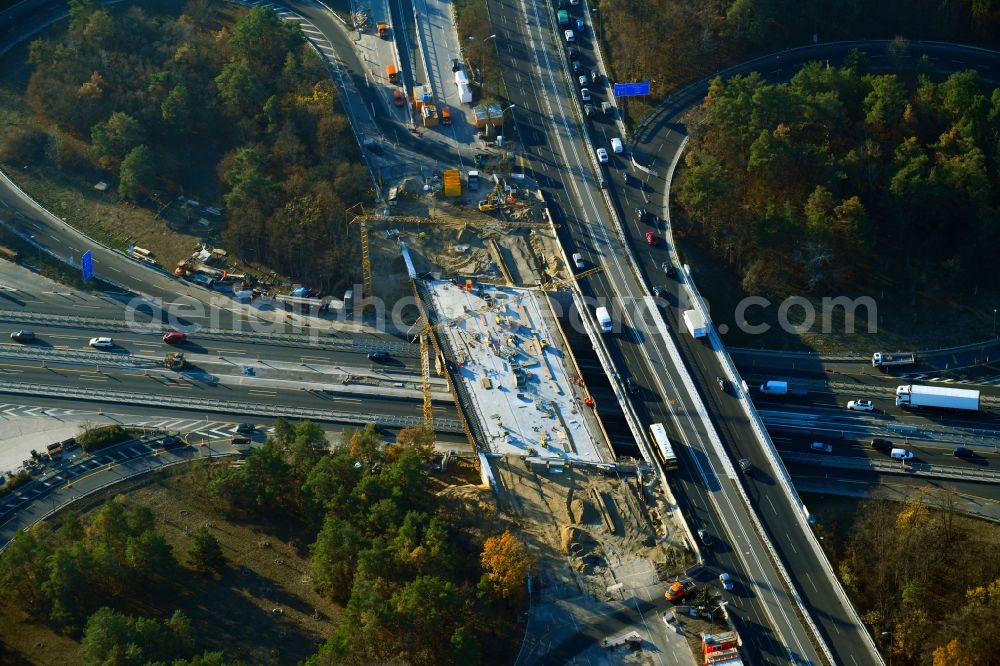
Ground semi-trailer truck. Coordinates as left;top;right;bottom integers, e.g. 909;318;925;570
872;352;916;370
595;306;612;333
683;309;707;339
895;384;980;411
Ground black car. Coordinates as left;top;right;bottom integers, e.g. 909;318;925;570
662;262;678;279
367;351;389;362
870;438;893;452
636;207;656;225
716;376;729;392
953;447;974;458
572;61;584;74
624;377;639;396
236;423;256;435
622;172;632;185
161;435;183;448
10;330;35;343
738;458;752;474
362;139;384;156
697;528;713;547
652;286;668;300
568;47;579;61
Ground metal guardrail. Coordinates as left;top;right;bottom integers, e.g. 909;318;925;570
658;146;872;664
0;379;461;432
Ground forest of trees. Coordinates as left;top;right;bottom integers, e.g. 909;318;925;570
601;0;1000;104
674;52;1000;298
207;420;528;666
9;0;366;291
0;421;527;664
0;497;232;664
830;495;1000;665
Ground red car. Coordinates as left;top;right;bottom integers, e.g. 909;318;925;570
162;331;187;344
645;231;659;246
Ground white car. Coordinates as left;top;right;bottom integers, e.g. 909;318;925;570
596;147;609;163
810;442;833;454
581;87;591;102
719;572;733;591
611;137;623;153
572;253;585;269
564;30;575;43
89;336;113;348
847;399;874;411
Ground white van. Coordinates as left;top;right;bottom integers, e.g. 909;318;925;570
890;448;914;460
611;137;623;153
564;30;575;43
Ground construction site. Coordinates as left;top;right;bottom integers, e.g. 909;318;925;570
345;162;720;661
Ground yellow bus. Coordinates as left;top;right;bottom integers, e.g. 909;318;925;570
649;423;677;470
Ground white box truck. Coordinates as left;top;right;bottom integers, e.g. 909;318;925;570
595;306;612;333
455;69;473;104
682;310;707;338
895;384;979;411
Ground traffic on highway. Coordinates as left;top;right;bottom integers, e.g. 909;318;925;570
2;0;1000;664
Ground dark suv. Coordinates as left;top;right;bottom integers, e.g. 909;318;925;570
870;438;892;452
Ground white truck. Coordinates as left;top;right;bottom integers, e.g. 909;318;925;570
872;352;917;370
595;306;612;333
759;380;809;398
895;384;980;411
455;69;473;104
682;309;707;339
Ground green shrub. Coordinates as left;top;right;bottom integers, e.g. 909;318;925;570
78;425;131;452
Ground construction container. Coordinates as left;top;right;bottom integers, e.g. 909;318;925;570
421;103;439;127
472;103;506;128
442;169;462;197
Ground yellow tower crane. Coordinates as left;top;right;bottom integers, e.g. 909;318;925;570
347;202;558;304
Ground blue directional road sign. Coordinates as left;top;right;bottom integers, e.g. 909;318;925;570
613;81;651;97
81;250;94;281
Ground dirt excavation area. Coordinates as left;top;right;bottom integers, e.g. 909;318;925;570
491;455;698;662
366;181;567;307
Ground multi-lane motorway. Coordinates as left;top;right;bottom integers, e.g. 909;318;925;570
5;1;1000;663
484;0;830;662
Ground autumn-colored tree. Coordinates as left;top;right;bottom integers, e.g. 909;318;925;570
392;426;437;462
480;530;532;603
932;639;979;666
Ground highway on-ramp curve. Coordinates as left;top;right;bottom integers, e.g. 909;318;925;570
613;38;1000;666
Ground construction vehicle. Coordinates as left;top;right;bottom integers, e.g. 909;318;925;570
376;21;389;38
665;579;695;602
440;107;452;125
164;352;186;370
478;199;496;212
386;63;399;84
347;203;562;308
